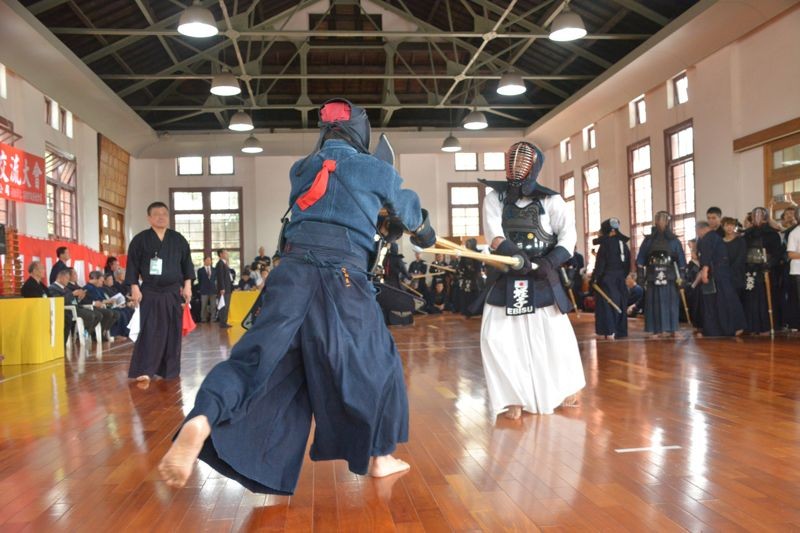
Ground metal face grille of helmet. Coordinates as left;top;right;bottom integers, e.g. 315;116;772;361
506;142;537;182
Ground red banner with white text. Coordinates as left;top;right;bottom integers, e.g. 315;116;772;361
0;142;46;205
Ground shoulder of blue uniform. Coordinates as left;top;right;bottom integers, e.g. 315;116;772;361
478;179;559;197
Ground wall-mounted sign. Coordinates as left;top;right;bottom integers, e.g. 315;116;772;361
0;142;45;205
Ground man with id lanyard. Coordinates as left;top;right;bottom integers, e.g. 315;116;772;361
125;201;195;385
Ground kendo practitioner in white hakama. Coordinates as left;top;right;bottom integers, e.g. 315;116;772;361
479;142;585;420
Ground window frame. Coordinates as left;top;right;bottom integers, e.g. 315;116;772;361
482;152;505;171
633;95;647;125
0;116;19;227
454;152;478;172
0;63;7;100
45;146;78;242
665;119;696;257
176;156;205;176
582;161;601;270
583;124;597;151
169;187;244;274
627;138;653;256
209;155;235;176
447;182;485;237
673;73;689;105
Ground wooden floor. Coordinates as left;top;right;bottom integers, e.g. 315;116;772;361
1;314;800;532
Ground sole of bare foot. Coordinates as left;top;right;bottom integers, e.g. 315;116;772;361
369;455;410;478
503;406;523;420
136;375;150;382
158;416;210;489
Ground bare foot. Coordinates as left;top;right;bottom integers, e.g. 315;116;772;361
158;416;210;489
561;394;580;408
503;405;523;420
369;455;410;478
136;375;150;382
135;375;151;390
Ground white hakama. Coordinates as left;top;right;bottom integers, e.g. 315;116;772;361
480;303;585;416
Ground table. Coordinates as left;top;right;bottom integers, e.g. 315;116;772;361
0;297;65;365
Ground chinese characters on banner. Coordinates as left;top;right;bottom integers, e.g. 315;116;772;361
0;142;46;205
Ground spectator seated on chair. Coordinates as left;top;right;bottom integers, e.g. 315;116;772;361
80;271;120;340
48;269;102;342
21;261;48;298
104;273;134;338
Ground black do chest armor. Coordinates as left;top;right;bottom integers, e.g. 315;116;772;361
501;198;556;259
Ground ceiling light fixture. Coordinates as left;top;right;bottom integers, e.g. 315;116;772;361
497;71;526;96
441;133;462;152
210;70;240;96
463;110;488;130
241;134;263;154
228;110;254;131
548;4;587;42
177;2;218;38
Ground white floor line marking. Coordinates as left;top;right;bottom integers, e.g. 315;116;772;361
614;445;683;453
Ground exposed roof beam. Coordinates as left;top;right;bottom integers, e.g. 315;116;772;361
134;103;556;112
116;0;322;98
28;0;68;15
49;28;649;40
80;0;218;65
218;0;257;108
101;73;594;81
133;0;180;66
608;0;670;26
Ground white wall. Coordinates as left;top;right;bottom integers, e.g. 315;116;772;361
538;7;800;258
0;67;101;249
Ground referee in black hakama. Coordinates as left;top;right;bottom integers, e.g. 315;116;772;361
126;201;195;384
592;218;630;339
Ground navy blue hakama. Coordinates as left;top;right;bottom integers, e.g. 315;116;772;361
186;225;409;495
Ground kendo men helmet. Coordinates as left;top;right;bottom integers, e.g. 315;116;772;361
751;206;768;226
505;141;545;197
318;98;371;153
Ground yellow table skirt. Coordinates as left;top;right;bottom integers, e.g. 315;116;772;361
228;290;259;328
0;297;65;365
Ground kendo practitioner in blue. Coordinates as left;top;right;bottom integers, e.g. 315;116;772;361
636;211;686;336
695;221;746;336
742;207;782;334
591;218;630;339
159;99;436;492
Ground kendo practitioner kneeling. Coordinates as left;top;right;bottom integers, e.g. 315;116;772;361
159;99;436;493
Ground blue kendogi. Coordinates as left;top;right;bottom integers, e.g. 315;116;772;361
183;99;435;494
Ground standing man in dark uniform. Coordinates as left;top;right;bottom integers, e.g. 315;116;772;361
49;246;70;285
742;207;782;334
636;211;686;336
456;238;484;316
126;201;194;384
159;99;435;493
215;249;234;328
695;221;746;336
197;256;217;323
591;218;630;339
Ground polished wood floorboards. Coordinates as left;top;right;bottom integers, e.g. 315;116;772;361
1;314;800;532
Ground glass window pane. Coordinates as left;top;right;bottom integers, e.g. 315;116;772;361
773;143;800;169
675;75;689;104
191;251;205;269
634;175;652;222
636;98;647;124
173;191;203;211
632;144;651;173
211;213;240;250
563;176;574;198
584;165;599;190
587;191;601;233
177;156;203;175
209;155;234;175
174;213;205;250
454;152;477;171
210;191;239;210
483;152;505;171
451;186;479;205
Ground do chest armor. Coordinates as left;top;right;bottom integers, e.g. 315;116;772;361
501;199;556;259
647;233;672;265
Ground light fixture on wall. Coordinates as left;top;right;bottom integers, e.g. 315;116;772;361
228;110;254;131
241;134;263;154
497;71;526;96
548;3;587;42
462;109;488;130
210;70;240;96
177;2;218;38
441;133;462;152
